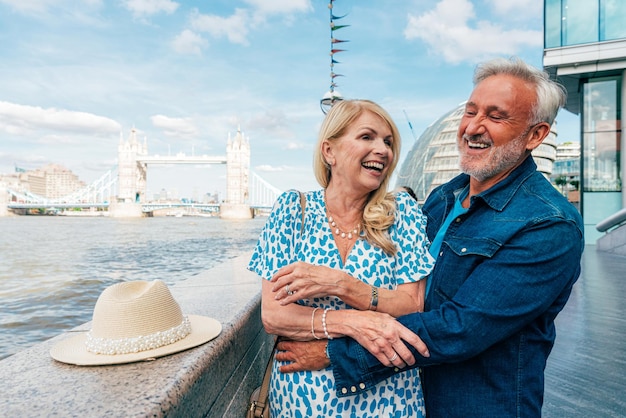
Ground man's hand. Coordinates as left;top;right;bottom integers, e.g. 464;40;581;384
275;339;329;373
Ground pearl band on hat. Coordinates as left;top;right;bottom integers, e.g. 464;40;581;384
85;316;192;355
50;280;222;366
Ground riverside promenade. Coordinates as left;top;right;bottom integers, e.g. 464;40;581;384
0;245;624;417
543;245;626;417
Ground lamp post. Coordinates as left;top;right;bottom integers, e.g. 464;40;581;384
320;89;343;114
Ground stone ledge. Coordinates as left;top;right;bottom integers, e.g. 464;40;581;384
597;224;626;257
0;253;272;418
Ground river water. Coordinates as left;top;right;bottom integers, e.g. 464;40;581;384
0;215;266;360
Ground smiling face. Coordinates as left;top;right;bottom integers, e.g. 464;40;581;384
457;74;549;191
322;110;394;195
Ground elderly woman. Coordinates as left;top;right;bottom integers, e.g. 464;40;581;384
248;99;435;417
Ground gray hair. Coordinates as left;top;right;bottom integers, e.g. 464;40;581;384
473;57;567;125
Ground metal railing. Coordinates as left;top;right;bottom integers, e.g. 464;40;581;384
596;208;626;232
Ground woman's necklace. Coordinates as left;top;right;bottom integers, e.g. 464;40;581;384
324;191;362;240
328;214;360;239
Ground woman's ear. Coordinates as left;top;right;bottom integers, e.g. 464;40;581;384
321;140;335;166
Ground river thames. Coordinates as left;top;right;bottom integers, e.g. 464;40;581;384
0;215;266;360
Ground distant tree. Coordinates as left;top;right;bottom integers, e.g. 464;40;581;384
555;176;567;194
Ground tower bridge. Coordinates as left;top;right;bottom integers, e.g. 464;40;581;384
1;128;282;218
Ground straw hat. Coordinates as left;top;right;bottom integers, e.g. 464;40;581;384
50;280;222;366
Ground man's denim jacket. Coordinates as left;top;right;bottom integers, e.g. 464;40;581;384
328;157;584;417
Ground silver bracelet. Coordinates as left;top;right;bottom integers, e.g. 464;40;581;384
311;307;321;340
369;286;379;311
322;308;333;340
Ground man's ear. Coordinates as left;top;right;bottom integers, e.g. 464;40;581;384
526;122;551;151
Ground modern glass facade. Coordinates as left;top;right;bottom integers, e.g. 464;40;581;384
544;0;626;241
582;77;622;193
545;0;626;48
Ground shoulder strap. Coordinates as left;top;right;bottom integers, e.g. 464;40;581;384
251;337;278;417
250;192;305;417
298;191;306;234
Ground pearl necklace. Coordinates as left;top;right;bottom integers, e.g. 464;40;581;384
328;215;360;239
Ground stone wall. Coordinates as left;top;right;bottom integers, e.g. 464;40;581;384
596;223;626;257
0;253;272;418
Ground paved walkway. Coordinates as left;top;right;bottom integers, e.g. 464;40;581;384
543;245;626;417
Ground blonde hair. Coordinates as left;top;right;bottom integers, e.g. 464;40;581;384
313;99;401;255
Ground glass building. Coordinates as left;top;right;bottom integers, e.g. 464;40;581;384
396;102;559;203
544;0;626;241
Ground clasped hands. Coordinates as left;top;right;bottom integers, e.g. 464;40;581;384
270;261;430;373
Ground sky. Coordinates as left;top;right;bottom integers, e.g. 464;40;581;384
0;0;580;199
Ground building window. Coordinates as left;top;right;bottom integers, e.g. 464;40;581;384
582;77;622;192
545;0;626;47
544;0;563;48
601;0;626;40
563;0;599;45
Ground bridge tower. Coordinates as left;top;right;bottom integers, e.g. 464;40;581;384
221;127;252;219
110;128;147;217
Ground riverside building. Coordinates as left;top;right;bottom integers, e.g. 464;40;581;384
1;163;85;200
544;0;626;241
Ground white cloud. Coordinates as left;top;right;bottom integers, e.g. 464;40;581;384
243;0;312;16
255;164;286;172
0;0;56;13
247;108;297;140
186;1;312;46
286;141;306;150
151;114;199;137
190;8;251;46
172;29;208;55
0;0;103;16
38;133;85;145
486;0;542;20
404;0;542;64
0;101;121;136
121;0;179;17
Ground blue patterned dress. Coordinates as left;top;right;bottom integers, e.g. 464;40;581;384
248;189;435;418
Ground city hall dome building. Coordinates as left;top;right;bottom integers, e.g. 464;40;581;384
395;102;558;202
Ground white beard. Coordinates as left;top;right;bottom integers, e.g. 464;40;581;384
458;129;530;182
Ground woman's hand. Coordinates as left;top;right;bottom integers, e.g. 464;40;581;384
271;262;425;317
271;262;353;304
331;310;430;368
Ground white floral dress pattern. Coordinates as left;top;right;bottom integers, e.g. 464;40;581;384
248;189;435;418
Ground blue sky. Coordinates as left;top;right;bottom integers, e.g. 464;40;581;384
0;0;579;198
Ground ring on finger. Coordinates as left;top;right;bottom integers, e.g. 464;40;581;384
389;352;398;362
286;284;294;296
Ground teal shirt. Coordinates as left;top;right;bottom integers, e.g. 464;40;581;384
426;187;469;296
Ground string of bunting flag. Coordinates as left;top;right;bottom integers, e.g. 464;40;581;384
320;0;349;113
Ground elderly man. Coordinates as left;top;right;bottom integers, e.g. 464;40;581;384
275;57;584;417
